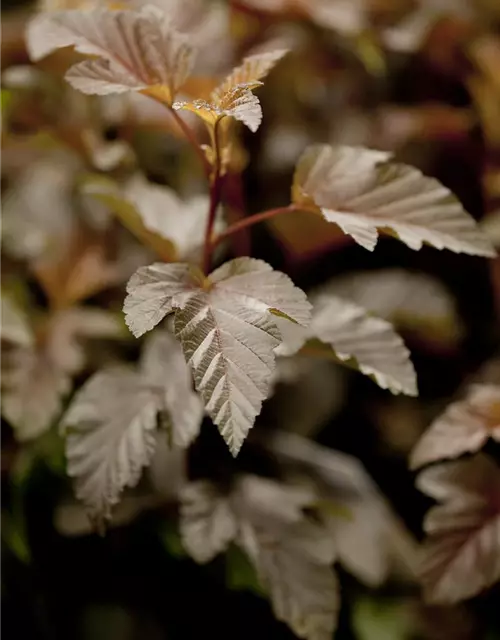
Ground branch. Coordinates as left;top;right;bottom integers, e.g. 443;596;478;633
211;203;302;250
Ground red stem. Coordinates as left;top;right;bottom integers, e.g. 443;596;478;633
211;203;300;250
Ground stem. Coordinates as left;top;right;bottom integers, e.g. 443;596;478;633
202;120;222;273
168;108;210;176
211;203;301;250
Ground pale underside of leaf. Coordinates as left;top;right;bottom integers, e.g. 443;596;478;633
294;145;495;257
63;368;160;522
180;481;238;563
411;384;500;470
308;294;417;396
26;7;195;102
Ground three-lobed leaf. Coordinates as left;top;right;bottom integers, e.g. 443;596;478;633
124;257;311;455
293;144;496;257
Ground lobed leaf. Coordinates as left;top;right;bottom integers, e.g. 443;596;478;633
293;145;496;257
124;257;311;455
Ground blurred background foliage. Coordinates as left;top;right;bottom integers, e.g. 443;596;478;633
2;0;500;638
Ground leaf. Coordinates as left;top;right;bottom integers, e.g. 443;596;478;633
1;346;71;441
179;481;238;563
266;431;420;587
293;145;495;257
124;258;311;455
417;454;500;603
411;384;500;469
2;152;78;263
310;294;417;396
62;329;203;522
26;6;195;103
79;174;177;262
325;269;463;345
1;295;33;347
173;49;287;132
140;330;204;448
239;520;340;640
122;174;225;262
63;368;160;523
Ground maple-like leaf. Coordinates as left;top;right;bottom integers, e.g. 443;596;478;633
173;49;287;132
122;174;225;262
124;257;311;455
26;6;195;103
62;329;203;522
411;384;500;469
293;145;495;257
417;454;500;603
1;295;33;348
